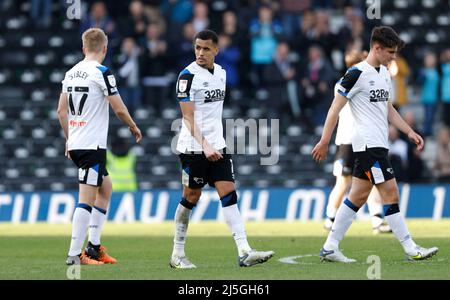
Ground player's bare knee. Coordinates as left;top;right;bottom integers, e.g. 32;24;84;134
377;183;399;204
184;188;201;204
350;197;367;208
382;189;399;204
215;181;236;198
349;190;371;206
99;179;112;195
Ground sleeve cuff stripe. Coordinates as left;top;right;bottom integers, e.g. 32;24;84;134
338;90;349;97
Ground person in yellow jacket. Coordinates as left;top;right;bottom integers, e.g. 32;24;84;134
107;137;137;192
389;55;411;108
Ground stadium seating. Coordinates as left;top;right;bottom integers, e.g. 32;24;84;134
0;1;446;192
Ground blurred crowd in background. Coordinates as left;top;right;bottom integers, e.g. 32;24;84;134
1;0;450;187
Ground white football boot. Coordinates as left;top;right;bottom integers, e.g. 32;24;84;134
169;255;197;269
238;250;275;267
320;248;356;263
406;246;438;261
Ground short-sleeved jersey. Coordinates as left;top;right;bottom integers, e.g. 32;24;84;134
336;60;392;152
61;60;118;151
334;81;353;145
175;62;227;152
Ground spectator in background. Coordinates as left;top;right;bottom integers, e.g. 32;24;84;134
279;0;311;39
216;33;242;111
140;23;169;114
249;5;284;87
337;7;368;54
401;110;426;182
80;1;117;65
216;33;240;88
145;4;167;31
389;55;411;109
419;51;440;137
388;125;408;182
434;126;450;183
440;48;450;127
231;0;256;27
117;0;149;41
115;37;142;117
107;137;138;192
338;6;357;43
160;0;193;43
220;10;249;93
208;0;237;31
30;0;52;28
292;10;315;59
262;42;296;123
299;45;336;131
191;1;210;33
170;22;196;73
305;10;336;61
221;10;243;44
80;1;116;38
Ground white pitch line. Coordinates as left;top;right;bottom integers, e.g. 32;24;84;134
278;254;317;265
278;251;380;265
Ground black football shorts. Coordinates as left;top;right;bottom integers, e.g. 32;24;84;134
68;148;109;187
353;147;395;185
179;148;235;188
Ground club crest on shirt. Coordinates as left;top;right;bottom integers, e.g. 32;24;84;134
193;177;204;184
107;75;116;87
178;79;188;92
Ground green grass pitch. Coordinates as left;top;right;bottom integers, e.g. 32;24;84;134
0;220;448;280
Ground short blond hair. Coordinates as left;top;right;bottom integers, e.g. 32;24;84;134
82;28;108;53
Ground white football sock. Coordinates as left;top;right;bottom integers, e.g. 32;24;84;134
222;204;252;257
326;205;337;220
88;206;107;246
68;206;91;256
371;214;384;228
323;199;358;251
384;208;417;254
367;198;384;228
172;203;192;258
